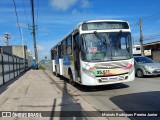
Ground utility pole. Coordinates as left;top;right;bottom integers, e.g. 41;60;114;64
132;36;134;47
20;28;25;58
4;33;11;46
30;0;38;63
139;18;144;56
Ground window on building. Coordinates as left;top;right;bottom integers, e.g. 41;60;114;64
136;47;141;50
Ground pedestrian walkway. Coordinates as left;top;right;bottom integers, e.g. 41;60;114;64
0;69;103;120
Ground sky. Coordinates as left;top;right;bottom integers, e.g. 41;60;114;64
0;0;160;60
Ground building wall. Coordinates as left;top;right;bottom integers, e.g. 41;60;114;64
27;55;33;68
1;46;33;68
1;46;12;54
12;46;27;58
152;50;160;62
1;46;27;58
0;50;28;86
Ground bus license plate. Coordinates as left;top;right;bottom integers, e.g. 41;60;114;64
109;77;118;81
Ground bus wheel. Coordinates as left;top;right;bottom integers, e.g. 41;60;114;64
55;67;59;77
69;72;76;86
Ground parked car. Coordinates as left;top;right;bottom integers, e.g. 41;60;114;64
31;59;38;70
134;56;160;77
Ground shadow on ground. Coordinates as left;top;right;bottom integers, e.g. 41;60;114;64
0;72;26;95
110;91;160;120
50;77;89;120
136;75;160;78
57;75;129;92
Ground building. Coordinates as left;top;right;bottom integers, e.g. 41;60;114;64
0;45;27;58
143;41;160;62
133;41;160;62
132;45;141;56
132;45;151;57
0;45;33;67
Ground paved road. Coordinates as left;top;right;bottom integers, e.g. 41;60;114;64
0;69;104;120
43;62;160;120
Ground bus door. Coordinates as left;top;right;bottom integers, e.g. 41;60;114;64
58;44;63;75
73;33;80;80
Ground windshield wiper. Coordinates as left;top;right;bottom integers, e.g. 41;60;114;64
81;35;87;51
94;31;107;45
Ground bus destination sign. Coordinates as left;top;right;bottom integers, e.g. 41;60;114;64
82;22;129;30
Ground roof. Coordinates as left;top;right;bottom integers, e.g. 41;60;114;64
143;41;160;46
84;19;126;23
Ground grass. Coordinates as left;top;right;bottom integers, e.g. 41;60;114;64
38;64;46;70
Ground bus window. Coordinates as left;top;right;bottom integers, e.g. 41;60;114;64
56;46;58;56
62;40;66;55
61;42;63;56
51;49;54;60
66;36;72;55
58;44;61;58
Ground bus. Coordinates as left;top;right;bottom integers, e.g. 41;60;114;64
51;20;135;86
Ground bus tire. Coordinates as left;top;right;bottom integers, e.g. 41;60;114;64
55;66;59;77
69;71;76;86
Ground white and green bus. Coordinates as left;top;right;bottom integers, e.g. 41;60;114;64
51;20;135;86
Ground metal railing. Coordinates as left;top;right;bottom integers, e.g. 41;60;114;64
0;48;28;86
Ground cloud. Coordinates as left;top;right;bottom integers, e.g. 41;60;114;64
37;45;45;51
38;13;126;25
38;28;50;34
50;0;77;11
0;36;5;41
36;40;58;59
72;9;80;15
81;0;90;8
18;22;28;29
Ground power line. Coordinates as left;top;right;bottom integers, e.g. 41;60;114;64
130;12;160;27
142;12;160;21
133;33;160;40
143;34;160;39
12;0;22;37
36;0;39;25
140;12;160;25
22;0;29;25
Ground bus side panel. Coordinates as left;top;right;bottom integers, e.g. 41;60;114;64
62;55;75;79
63;56;69;78
59;59;63;75
55;57;60;74
56;65;60;74
52;60;55;72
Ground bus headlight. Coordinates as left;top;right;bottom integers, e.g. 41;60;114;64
129;64;134;74
82;68;96;78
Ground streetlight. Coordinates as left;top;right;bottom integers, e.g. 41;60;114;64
4;33;11;46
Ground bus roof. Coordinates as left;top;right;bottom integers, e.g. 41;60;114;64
51;20;130;50
76;20;128;27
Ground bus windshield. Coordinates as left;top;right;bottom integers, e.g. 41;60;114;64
81;32;132;62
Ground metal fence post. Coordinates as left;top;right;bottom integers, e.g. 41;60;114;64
13;55;15;78
8;54;10;81
1;48;5;85
19;58;20;74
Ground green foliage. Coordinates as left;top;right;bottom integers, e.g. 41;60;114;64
38;64;46;70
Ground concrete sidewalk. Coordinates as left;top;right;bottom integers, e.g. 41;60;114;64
0;69;104;120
